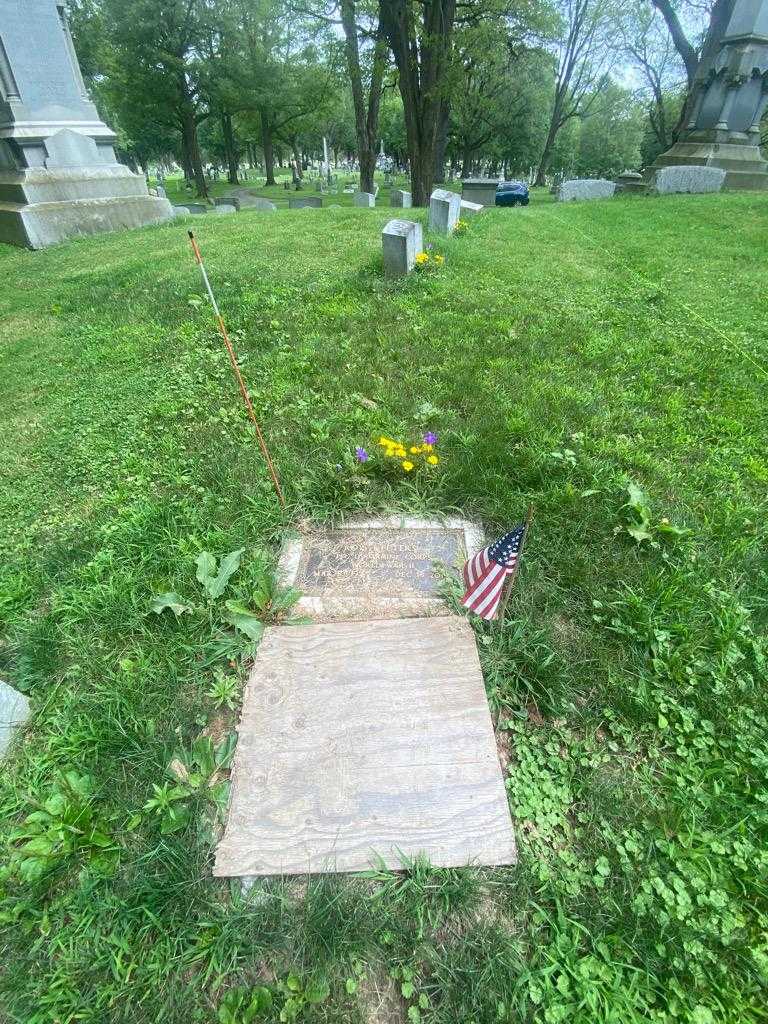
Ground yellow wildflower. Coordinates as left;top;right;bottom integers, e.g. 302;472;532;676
396;449;407;458
415;251;429;264
409;446;420;454
427;455;439;465
401;460;414;472
423;443;434;452
434;254;445;265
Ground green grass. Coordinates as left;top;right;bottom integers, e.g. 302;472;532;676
1;192;767;1024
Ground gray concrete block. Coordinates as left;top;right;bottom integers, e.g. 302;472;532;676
0;680;30;759
390;189;412;208
382;218;423;278
557;179;616;202
289;196;322;209
353;191;375;207
428;188;461;234
461;178;499;206
652;165;726;194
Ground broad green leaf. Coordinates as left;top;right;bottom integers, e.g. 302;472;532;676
625;524;652;544
625;481;646;509
150;592;193;616
207;548;244;600
224;601;265;641
196;551;217;587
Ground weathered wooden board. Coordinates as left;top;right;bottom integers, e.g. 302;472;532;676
214;617;516;877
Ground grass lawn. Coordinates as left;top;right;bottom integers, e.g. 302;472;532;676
1;192;767;1024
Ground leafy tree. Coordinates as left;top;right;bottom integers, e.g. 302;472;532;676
618;1;687;156
105;0;213;196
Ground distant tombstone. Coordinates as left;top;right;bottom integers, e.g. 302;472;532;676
315;180;324;192
172;206;191;217
461;178;498;207
382;218;423;278
156;186;167;198
251;199;277;212
353;191;375;208
652;166;726;195
289;196;323;209
185;204;209;214
557;179;616;202
460;199;483;215
615;170;646;195
343;186;356;194
428;188;461;234
213;204;237;215
216;196;241;211
0;679;30;759
390;189;412;208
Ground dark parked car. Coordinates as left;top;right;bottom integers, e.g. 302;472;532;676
495;180;530;207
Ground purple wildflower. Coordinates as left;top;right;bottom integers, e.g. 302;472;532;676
355;446;369;462
423;432;437;445
426;243;434;251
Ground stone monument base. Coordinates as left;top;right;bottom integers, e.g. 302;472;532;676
649;134;768;191
0;165;173;249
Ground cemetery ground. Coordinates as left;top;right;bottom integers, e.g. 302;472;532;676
0;191;766;1024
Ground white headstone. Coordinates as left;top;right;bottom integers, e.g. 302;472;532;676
0;680;30;759
382;218;423;278
557;179;616;202
353;191;376;208
428;188;461;234
390;189;412;208
652;166;726;195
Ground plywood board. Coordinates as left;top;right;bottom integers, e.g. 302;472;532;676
214;617;515;877
277;517;484;621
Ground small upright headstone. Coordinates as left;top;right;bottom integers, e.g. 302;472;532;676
289;196;323;209
0;680;30;759
461;178;499;207
382;218;423;278
652;165;726;195
185;203;209;214
251;199;277;212
390;189;412;208
353;191;376;208
172;206;191;217
216;196;241;211
557;179;616;202
460;199;483;216
428;188;461;234
615;170;646;195
213;204;237;215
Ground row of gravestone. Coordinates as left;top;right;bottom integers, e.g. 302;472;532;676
382;189;483;278
556;166;726;202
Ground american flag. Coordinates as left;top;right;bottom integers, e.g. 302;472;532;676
461;524;526;620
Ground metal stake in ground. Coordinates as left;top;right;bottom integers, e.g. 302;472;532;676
187;231;285;508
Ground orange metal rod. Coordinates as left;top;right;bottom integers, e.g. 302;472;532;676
188;231;285;508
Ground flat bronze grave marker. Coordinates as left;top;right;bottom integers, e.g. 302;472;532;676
214;617;516;877
277;517;484;621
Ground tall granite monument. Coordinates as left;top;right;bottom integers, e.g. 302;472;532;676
650;0;768;189
0;0;172;248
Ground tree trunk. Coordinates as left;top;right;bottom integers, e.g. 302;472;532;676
221;112;239;185
341;0;387;195
433;100;450;183
460;141;472;179
260;109;276;185
380;0;457;206
291;137;303;179
534;111;560;186
181;105;208;199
